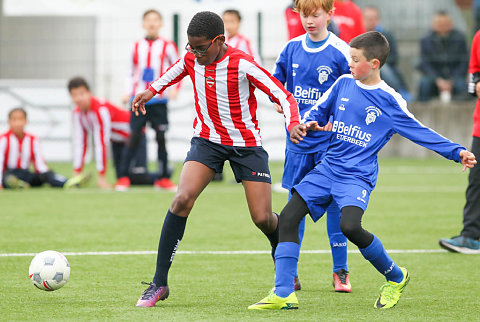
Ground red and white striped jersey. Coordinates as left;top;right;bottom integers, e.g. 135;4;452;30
225;34;262;64
126;37;180;99
149;46;300;147
73;97;130;175
0;130;49;186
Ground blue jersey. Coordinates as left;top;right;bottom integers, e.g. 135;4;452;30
272;32;350;154
304;75;465;187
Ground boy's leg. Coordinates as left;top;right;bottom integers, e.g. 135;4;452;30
39;171;67;188
137;161;215;307
340;206;409;308
3;169;33;188
111;141;125;179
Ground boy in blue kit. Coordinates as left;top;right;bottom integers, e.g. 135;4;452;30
250;31;477;310
272;0;352;292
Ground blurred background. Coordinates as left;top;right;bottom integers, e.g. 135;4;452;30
0;0;477;163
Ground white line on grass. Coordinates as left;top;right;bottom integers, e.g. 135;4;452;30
0;249;447;257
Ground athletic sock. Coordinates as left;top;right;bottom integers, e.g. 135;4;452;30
152;210;187;286
274;242;300;298
359;235;403;283
264;213;279;260
330;232;348;272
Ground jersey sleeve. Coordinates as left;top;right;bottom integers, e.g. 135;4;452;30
0;136;6;187
468;31;480;96
149;54;188;95
125;42;138;97
241;58;300;131
390;94;465;162
31;137;49;173
271;43;289;85
165;41;182;90
72;111;87;173
92;107;111;175
303;76;342;125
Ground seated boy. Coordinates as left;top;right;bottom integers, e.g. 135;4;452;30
68;77;153;189
0;108;90;189
249;31;476;310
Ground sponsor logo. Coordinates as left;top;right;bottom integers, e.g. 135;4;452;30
294;85;322;105
317;65;332;85
384;262;395;275
332;242;347;247
170;239;181;262
331;120;372;148
252;171;271;179
365;106;382;125
206;76;215;87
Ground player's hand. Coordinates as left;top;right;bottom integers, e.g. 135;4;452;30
97;175;111;189
132;90;154;116
305;121;332;131
459;150;477;172
475;82;480;97
290;124;307;144
273;103;284;114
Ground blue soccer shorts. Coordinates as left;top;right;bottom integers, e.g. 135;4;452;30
293;165;372;222
282;149;325;190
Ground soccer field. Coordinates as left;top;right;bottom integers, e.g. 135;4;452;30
1;158;479;321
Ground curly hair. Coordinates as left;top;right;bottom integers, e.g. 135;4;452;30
187;11;224;40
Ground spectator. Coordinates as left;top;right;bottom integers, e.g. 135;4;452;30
363;5;411;101
117;9;179;191
222;9;262;63
332;0;366;43
285;0;339;40
439;29;480;254
0;107;91;189
68;77;152;189
417;11;469;102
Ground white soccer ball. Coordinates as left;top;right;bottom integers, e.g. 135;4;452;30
28;250;70;291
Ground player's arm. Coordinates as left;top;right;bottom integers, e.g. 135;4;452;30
165;41;182;97
271;45;289;113
72;111;87;175
468;32;480;97
133;55;188;116
392;97;476;170
123;42;138;105
243;59;300;132
31;137;50;174
91;108;111;184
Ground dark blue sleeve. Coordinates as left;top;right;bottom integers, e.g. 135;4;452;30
303;77;341;125
390;97;465;162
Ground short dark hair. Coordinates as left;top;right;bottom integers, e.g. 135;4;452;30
223;9;242;21
8;107;27;120
143;9;162;20
350;31;390;68
187;11;224;40
68;77;90;92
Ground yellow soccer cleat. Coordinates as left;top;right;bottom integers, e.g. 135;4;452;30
248;291;298;310
64;172;92;189
374;267;410;309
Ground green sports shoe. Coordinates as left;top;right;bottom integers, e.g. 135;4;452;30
374;267;410;309
248;291;298;310
4;174;30;189
64;172;92;189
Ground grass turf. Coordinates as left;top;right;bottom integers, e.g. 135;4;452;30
0;158;479;321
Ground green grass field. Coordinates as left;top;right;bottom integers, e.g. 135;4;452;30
1;158;479;321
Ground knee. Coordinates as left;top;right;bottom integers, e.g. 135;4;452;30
128;131;142;149
340;218;360;240
170;191;196;215
251;211;274;231
278;208;298;234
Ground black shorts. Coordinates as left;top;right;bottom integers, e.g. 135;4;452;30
130;102;168;132
185;137;271;183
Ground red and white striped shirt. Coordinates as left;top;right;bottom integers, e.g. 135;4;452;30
126;37;180;99
0;130;49;187
226;34;262;64
73;97;130;175
149;46;299;147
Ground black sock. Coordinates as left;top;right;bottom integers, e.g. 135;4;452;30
264;212;279;260
152;211;187;286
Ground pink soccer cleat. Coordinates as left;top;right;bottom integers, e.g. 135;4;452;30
136;282;169;307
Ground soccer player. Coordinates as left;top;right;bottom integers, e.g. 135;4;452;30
0;108;90;189
69;77;151;188
222;9;262;63
273;0;352;292
132;11;300;308
249;31;476;310
116;9;180;191
332;0;366;43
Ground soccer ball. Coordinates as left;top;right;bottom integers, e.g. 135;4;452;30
28;250;70;291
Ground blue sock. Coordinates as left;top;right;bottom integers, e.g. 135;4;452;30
359;235;403;283
294;217;306;277
326;203;348;272
274;242;300;298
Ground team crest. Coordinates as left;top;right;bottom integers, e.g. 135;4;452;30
317;65;332;84
365;106;382;125
206;76;215;87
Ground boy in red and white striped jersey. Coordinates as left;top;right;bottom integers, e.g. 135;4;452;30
69;77;149;189
117;9;180;191
222;9;262;64
0;108;90;189
133;11;300;308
